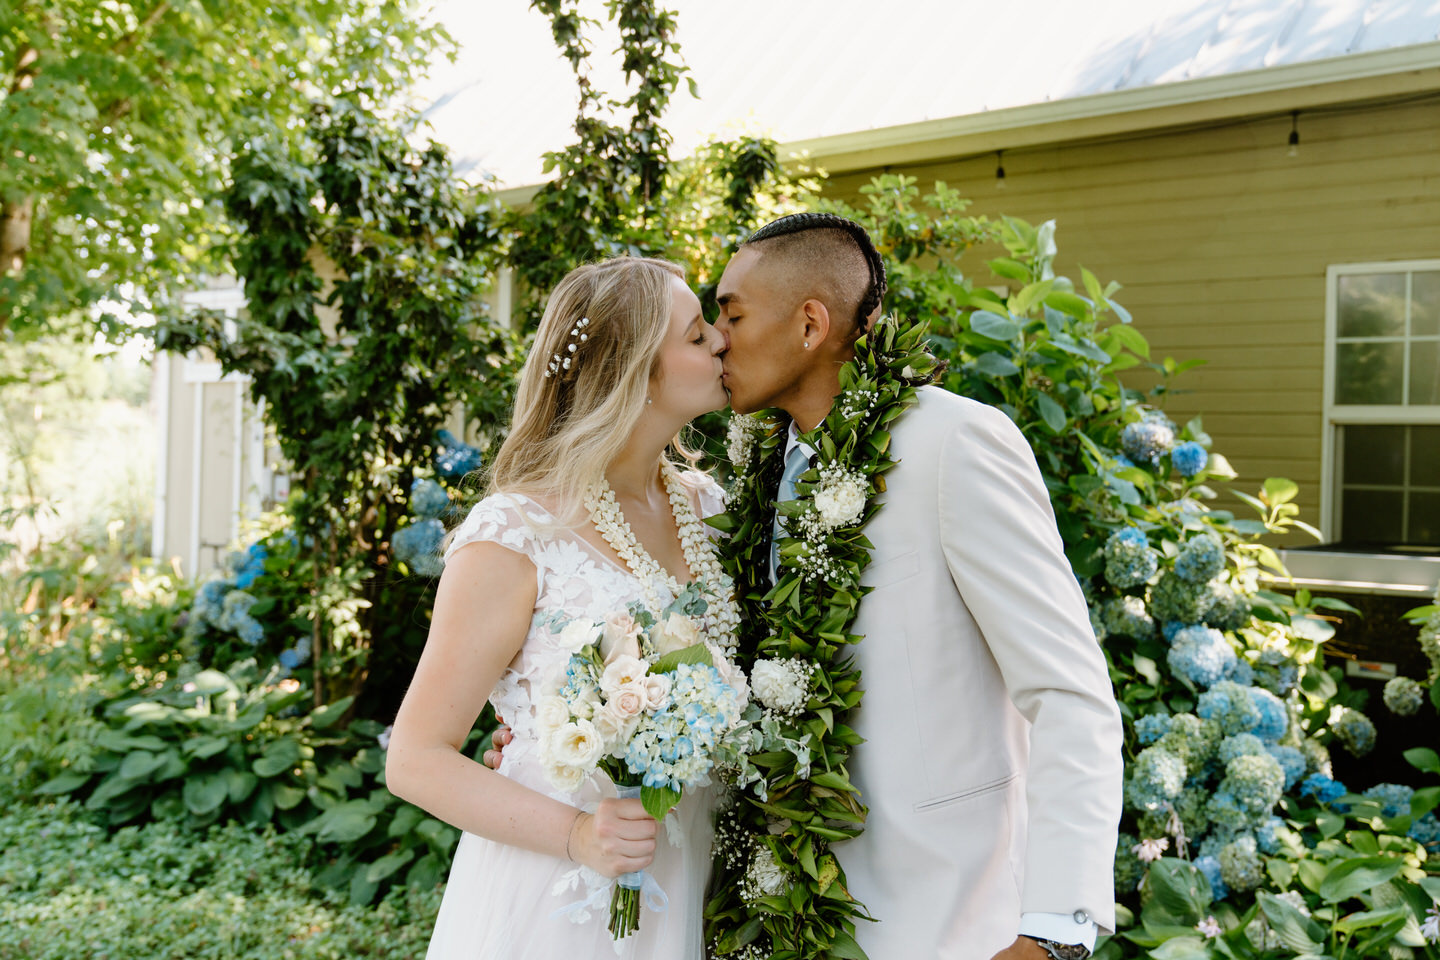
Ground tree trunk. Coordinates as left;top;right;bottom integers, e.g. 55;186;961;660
1;41;40;331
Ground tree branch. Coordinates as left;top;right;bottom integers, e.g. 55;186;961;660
112;1;171;57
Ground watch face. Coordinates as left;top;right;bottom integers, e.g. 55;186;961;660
1049;942;1091;960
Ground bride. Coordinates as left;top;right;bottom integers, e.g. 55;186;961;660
385;256;734;959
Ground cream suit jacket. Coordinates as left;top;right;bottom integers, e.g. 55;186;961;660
830;385;1124;960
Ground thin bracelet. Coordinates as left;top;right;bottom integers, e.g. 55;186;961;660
564;808;584;862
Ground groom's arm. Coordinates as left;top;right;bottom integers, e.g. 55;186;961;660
937;400;1124;946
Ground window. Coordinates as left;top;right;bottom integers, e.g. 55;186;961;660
1323;262;1440;548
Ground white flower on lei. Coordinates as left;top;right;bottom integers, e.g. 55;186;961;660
799;462;868;536
752;658;811;714
726;414;764;470
741;846;788;901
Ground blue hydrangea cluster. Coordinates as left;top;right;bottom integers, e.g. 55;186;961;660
1121;415;1176;465
1126;746;1186;812
1361;783;1415;818
1203;583;1251;632
1266;744;1306;790
1197;681;1262;735
1149;571;1218;624
1171;440;1209;477
228;543;268;589
1167;626;1236;688
435;429;483;481
1135;714;1172;745
1219;753;1286;818
1218;733;1266;765
1155;713;1221;768
1382;676;1425;715
1332;707;1376;757
1104;528;1159;589
1102;595;1155;640
1175;534;1225;584
1299;772;1348;804
1255;816;1286;855
624;663;743;791
277;636;313;671
1410;812;1440;851
1218;835;1264;891
1248;687;1288;742
1253;662;1299;696
219;590;264;645
410;478;451;520
393;517;446;577
1194;855;1229;900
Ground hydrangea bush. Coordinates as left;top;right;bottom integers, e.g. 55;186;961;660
828;175;1440;958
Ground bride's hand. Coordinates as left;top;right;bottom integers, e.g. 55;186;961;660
569;798;658;878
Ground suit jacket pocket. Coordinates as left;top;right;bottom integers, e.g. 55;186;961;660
865;549;920;590
913;772;1018;813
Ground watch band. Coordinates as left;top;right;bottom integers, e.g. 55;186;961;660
1023;935;1092;960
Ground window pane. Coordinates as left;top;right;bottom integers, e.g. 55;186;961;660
1342;424;1405;486
1337;273;1405;337
1335;341;1404;404
1341;488;1404;544
1413;271;1440;337
1413;426;1440;489
1410;340;1440;406
1409;492;1440;545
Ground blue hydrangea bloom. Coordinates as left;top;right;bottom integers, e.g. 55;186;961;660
1300;773;1348;804
1228;659;1255;686
1149;572;1217;624
1409;812;1440;850
1382;676;1425;716
1104;529;1159;589
1171;441;1209;477
1266;744;1306;790
1194;855;1229;900
1136;714;1172;745
232;543;268;589
1219;835;1264;892
393;518;447;577
1203;584;1251;632
1127;746;1187;812
1256;816;1285;855
278;648;302;669
1168;626;1237;688
1223;753;1286;817
1197;680;1262;735
410;478;451;520
1122;415;1177;465
435;429;483;480
1102;595;1156;640
1247;687;1288;742
1218;733;1266;765
1362;783;1415;818
1175;535;1225;584
1333;707;1376;757
1161;620;1190;644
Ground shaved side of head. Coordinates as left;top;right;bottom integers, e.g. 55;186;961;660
740;213;887;338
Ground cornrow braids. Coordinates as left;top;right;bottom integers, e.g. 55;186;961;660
743;212;888;330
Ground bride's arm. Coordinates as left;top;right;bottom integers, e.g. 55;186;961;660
385;540;656;877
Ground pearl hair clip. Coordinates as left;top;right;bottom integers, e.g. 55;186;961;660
544;316;590;379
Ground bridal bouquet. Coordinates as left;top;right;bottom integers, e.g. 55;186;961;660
536;583;752;940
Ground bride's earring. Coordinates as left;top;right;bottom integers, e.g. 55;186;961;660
646;396;653;405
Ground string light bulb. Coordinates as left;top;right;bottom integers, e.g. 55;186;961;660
995;150;1006;190
1287;111;1300;158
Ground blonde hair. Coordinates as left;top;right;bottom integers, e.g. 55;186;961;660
487;256;699;522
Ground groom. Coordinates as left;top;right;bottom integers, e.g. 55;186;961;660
487;214;1124;959
708;213;1123;960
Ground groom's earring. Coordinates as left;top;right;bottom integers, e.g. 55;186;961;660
803;341;810;348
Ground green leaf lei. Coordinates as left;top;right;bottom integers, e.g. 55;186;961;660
703;318;939;960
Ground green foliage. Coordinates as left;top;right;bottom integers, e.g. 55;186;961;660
0;800;442;959
25;657;489;904
0;0;450;341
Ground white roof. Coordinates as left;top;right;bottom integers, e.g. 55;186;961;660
416;0;1440;188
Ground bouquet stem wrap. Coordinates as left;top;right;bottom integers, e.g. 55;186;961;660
609;784;668;939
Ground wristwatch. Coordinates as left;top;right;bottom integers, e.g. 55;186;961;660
1022;936;1091;960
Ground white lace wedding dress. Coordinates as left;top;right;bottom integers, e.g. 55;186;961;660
423;472;724;960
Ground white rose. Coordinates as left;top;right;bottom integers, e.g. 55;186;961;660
592;702;638;756
570;686;599;720
608;679;649;719
642;672;672;711
544;761;587;794
600;655;648;697
813;478;865;529
558;619;599;652
550;719;605;769
652;613;702;657
536;695;571;734
600;612;642;663
752;659;806;712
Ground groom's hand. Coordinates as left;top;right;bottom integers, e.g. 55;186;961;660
482;720;512;770
991;937;1048;960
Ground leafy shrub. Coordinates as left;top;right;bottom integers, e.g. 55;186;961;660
0;799;441;960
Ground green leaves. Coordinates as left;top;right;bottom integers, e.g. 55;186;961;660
640;784;681;821
1318;856;1402;902
1257;892;1326;955
650;643;714;674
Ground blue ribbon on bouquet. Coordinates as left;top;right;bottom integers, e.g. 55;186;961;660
550;864;669;923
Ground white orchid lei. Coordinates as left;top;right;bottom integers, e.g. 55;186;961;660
703;318;938;960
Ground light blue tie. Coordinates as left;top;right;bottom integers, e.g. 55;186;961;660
771;443;812;579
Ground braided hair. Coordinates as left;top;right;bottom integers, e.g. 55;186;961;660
743;212;888;331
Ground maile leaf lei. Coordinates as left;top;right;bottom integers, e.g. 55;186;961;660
703;318;939;960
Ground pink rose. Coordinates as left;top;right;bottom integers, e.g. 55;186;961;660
601;612;642;665
608;680;649;719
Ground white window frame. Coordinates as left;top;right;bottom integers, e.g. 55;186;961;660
1321;259;1440;543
